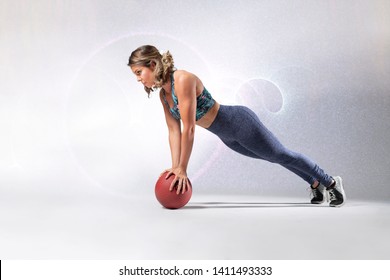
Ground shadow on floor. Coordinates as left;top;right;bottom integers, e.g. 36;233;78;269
184;201;327;209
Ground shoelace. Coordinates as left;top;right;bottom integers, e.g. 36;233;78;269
328;189;336;201
309;187;322;199
312;188;320;198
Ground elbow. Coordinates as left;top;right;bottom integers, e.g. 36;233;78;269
183;125;195;138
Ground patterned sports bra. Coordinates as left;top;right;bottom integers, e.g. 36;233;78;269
162;72;215;121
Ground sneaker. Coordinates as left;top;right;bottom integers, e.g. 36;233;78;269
327;176;346;207
310;184;326;204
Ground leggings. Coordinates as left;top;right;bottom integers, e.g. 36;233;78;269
206;105;333;187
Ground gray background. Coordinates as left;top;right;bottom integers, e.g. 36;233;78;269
1;0;389;200
0;0;389;259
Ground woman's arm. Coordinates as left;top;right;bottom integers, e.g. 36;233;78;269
174;72;197;174
158;72;197;194
168;72;197;193
159;90;181;169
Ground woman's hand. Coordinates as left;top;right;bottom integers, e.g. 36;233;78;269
160;168;173;178
161;167;190;194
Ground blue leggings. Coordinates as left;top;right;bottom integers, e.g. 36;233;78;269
206;105;333;187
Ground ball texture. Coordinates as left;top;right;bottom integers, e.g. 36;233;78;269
155;171;192;209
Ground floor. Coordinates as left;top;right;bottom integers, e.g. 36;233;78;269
1;191;389;260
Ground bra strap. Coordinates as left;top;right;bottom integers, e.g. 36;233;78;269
170;72;178;104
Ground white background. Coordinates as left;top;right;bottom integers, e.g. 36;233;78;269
1;0;389;199
0;0;389;261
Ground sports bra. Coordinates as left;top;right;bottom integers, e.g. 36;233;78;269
162;72;215;121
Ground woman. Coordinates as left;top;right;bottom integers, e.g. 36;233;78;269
128;45;346;207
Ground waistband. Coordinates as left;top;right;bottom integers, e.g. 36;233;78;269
206;104;230;134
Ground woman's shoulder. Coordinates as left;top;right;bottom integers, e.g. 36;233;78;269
174;69;197;79
173;70;199;85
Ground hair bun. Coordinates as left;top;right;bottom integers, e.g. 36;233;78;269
161;51;173;67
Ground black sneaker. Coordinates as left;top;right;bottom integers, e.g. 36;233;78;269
310;184;326;204
327;176;346;207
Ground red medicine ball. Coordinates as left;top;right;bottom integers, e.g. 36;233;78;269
155;171;192;209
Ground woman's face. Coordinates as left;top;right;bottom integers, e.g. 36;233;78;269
130;65;155;88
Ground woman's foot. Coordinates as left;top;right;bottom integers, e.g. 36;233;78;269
326;176;346;207
310;183;326;204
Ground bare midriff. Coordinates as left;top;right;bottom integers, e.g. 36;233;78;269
196;101;220;129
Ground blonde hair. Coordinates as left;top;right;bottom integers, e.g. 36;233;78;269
128;45;175;96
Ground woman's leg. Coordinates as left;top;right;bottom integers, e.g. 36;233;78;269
207;105;333;187
219;137;317;185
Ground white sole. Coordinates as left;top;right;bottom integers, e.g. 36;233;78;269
328;176;346;207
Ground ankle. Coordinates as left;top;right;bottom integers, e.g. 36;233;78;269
311;181;320;189
326;179;336;190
